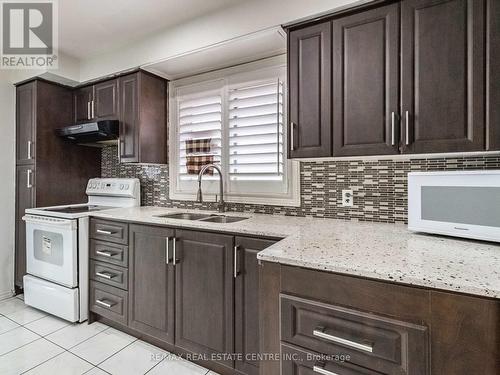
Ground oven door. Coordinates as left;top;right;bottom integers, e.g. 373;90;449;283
24;215;78;288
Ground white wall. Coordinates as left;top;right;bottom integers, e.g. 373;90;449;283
0;53;80;300
79;0;366;81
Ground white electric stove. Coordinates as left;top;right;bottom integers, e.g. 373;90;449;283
23;178;140;322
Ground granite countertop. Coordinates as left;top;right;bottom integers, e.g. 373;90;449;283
90;206;500;299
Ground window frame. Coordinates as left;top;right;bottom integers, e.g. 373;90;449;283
168;56;300;207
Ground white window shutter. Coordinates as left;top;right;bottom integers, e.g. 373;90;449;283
228;80;284;181
178;93;222;180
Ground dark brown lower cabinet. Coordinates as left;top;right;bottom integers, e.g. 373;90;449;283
234;237;276;375
89;219;280;375
281;343;381;375
128;225;175;344
174;229;235;369
260;263;500;375
15;165;35;287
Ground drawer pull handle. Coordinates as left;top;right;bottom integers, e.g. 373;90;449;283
95;299;115;308
95;250;115;257
313;364;339;375
313;327;373;353
96;229;115;235
95;271;116;280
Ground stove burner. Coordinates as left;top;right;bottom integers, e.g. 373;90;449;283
46;205;113;214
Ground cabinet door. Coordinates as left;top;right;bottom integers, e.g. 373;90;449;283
288;22;332;158
118;74;139;162
401;0;486;153
234;237;276;375
94;79;118;120
15;165;35;288
332;4;400;156
74;86;93;123
175;229;234;368
487;0;500;150
16;83;35;165
129;224;175;344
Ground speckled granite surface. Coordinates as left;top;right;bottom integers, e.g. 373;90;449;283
90;206;500;299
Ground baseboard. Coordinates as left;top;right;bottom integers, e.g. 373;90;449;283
0;290;15;301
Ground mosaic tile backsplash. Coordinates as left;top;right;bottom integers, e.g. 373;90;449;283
102;146;500;224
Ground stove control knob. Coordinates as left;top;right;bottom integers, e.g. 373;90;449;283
120;184;124;190
125;184;129;190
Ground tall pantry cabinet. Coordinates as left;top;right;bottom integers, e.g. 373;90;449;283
15;79;101;289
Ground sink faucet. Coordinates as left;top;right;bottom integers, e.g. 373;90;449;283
197;164;225;213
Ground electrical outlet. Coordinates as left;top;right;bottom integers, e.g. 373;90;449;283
342;189;354;207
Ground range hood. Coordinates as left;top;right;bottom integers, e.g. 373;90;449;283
56;120;119;146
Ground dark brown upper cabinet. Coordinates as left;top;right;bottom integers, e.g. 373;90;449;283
487;0;500;150
74;85;94;123
288;22;332;158
94;80;118;120
174;229;234;370
401;0;486;153
287;0;492;158
234;237;277;375
74;79;117;123
118;72;167;164
332;3;400;156
16;83;36;165
128;224;175;344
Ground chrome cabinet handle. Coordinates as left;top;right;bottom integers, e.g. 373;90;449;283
234;245;240;278
313;327;373;353
313;364;339;375
117;139;122;163
95;271;116;280
26;170;33;189
87;101;91;120
96;250;114;257
391;112;396;146
91;100;95;119
405;110;410;145
96;229;115;235
165;237;170;265
95;299;115;308
173;237;177;265
27;141;32;159
290;122;296;151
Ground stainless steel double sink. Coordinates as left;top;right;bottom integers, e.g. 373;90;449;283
155;212;248;224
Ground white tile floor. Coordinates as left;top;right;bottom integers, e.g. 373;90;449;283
0;295;218;375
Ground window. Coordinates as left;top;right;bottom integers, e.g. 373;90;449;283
169;59;299;206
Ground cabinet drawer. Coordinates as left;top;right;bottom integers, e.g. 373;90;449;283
90;219;128;245
90;260;128;290
90;240;128;267
281;294;428;375
281;343;380;375
90;281;128;325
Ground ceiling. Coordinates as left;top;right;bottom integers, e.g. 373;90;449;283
142;27;286;80
58;0;247;59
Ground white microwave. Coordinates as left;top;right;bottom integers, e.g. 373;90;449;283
408;170;500;242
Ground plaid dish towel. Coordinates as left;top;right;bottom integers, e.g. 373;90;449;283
186;155;214;175
185;138;212;154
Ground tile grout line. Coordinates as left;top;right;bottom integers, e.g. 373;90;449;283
93;337;139;368
44;325;111;351
18;337;68;374
0;336;44;359
20;324;117;375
